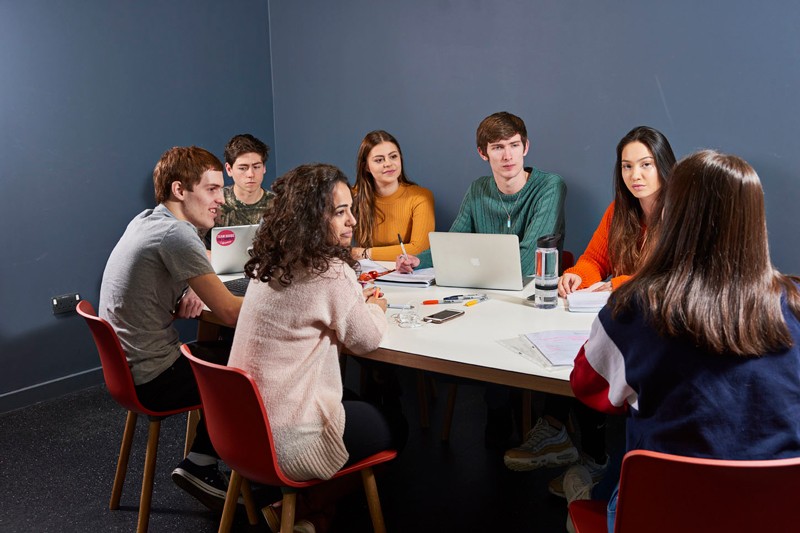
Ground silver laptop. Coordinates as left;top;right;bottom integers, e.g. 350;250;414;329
210;224;259;274
429;232;531;291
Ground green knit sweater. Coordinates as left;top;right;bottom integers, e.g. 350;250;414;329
417;166;566;276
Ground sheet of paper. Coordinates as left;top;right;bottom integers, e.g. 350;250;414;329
358;259;389;273
523;330;589;366
497;337;558;370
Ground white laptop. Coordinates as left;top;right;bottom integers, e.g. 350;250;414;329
429;232;531;291
210;224;259;274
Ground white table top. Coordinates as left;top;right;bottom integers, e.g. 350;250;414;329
211;267;598;395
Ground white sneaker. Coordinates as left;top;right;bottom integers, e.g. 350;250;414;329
503;418;579;471
548;453;609;498
564;464;594;533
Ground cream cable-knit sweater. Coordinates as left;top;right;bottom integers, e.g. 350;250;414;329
228;259;387;481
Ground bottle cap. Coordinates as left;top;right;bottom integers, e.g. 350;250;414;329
537;233;561;249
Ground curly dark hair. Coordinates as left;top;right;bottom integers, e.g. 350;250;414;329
245;163;359;285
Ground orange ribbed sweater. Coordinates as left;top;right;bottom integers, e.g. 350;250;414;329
369;183;435;261
564;201;641;290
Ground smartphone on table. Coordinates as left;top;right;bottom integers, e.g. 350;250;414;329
423;309;465;324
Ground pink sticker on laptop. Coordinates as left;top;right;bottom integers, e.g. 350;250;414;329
216;230;236;247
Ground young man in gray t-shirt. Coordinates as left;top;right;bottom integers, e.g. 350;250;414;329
100;146;243;511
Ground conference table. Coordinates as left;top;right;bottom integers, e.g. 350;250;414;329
199;270;599;435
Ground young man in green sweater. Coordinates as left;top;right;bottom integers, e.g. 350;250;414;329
397;111;565;276
396;111;567;449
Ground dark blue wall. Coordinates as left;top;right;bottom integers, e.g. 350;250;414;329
0;1;274;411
269;0;799;270
3;0;800;411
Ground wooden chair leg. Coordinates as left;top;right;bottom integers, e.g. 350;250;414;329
219;470;243;533
240;478;259;525
184;409;200;458
110;411;138;510
522;390;533;437
137;418;162;533
280;492;298;533
441;383;458;441
361;467;387;533
416;371;430;428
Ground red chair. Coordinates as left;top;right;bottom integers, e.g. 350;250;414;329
76;300;201;533
180;344;398;533
568;449;800;533
436;250;577;441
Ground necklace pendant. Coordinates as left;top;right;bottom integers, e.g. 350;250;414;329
507;216;511;229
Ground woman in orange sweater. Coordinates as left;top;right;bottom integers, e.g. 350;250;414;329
558;126;677;296
350;130;435;261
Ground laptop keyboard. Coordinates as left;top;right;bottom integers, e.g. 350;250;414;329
224;277;250;296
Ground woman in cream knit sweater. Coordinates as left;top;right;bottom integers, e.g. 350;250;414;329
228;163;401;482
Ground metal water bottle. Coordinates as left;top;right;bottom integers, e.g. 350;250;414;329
534;234;560;309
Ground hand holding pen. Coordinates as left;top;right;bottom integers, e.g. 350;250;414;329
395;234;420;273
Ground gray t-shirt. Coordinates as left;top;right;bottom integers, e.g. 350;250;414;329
99;204;213;385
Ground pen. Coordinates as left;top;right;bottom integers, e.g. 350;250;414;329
387;303;414;309
397;233;409;260
423;294;485;305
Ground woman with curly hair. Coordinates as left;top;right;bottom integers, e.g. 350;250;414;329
228;163;403;487
350;130;435;261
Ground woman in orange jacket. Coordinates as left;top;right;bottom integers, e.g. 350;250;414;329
558;126;676;296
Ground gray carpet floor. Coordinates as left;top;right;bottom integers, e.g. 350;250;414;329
0;363;590;532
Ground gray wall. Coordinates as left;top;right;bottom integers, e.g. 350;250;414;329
3;0;800;411
269;0;799;270
0;1;274;411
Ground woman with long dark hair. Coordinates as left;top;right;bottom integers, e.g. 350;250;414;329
505;127;678;496
559;125;677;295
569;150;800;531
350;130;435;261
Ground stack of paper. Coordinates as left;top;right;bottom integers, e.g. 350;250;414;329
523;330;590;367
566;282;611;313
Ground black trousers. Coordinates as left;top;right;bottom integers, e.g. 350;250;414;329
134;341;231;457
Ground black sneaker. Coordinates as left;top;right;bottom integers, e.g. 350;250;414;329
171;458;228;512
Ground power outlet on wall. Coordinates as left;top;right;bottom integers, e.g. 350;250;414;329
52;293;81;315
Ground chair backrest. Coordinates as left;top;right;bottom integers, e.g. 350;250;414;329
614;449;800;532
562;250;575;271
180;344;301;488
76;300;148;414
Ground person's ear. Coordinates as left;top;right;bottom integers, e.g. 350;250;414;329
523;139;530;157
171;180;185;200
225;162;233;178
477;147;488;161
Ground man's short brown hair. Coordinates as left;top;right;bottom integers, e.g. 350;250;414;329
476;112;528;156
153;146;223;204
223;134;270;166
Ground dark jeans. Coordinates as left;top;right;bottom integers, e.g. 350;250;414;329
134;340;231;457
546;395;607;463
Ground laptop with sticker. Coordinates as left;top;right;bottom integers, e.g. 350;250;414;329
428;232;531;291
210;224;259;275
